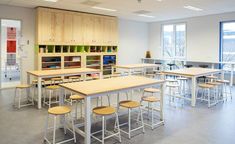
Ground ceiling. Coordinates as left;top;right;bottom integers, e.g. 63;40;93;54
1;0;235;22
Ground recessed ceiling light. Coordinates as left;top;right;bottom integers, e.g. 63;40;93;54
156;0;162;2
138;14;155;18
184;5;203;11
92;6;117;12
44;0;58;2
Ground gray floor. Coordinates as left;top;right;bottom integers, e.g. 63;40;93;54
0;88;235;144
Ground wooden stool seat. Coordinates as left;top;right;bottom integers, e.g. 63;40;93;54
51;78;63;81
198;83;215;89
93;106;116;115
46;85;60;89
142;96;160;102
207;82;222;85
166;84;180;87
16;84;31;89
144;88;160;93
48;106;71;115
206;76;217;79
119;100;140;108
70;95;84;100
166;79;178;82
111;74;121;77
216;80;230;83
32;79;45;84
177;77;188;80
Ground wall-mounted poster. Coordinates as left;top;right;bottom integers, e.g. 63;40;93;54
7;27;16;39
7;40;16;53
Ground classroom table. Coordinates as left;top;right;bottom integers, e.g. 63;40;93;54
112;64;160;75
163;67;223;107
59;76;165;144
27;68;101;109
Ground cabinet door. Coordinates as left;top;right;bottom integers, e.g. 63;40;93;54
63;13;73;44
54;11;64;44
37;9;54;44
109;17;118;45
82;14;95;45
73;13;83;44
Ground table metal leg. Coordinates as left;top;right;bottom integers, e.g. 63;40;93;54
37;77;42;109
191;77;196;107
84;96;91;144
160;83;164;121
230;64;234;86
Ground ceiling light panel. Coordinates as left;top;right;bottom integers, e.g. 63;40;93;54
184;5;203;11
92;6;117;12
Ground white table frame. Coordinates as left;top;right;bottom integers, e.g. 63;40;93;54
27;68;101;109
59;76;165;144
164;68;223;107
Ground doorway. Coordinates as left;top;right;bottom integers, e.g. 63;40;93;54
0;19;21;88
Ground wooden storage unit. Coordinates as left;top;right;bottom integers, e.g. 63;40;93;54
36;7;118;75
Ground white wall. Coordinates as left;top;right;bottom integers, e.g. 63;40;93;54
0;5;35;85
118;19;148;64
149;12;235;62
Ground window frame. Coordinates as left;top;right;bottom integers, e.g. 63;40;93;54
161;22;187;60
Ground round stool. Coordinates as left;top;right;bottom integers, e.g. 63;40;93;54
142;88;162;129
197;83;216;107
216;79;232;101
14;84;33;109
43;85;60;108
118;100;145;139
51;77;63;85
70;95;84;119
91;106;121;144
68;76;81;82
32;79;45;99
44;106;76;144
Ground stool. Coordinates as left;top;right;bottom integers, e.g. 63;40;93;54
91;106;121;144
70;95;84;119
14;84;33;109
68;76;80;82
166;83;183;107
206;75;218;82
184;64;193;68
216;79;232;101
153;71;164;80
32;79;45;99
51;77;63;85
44;85;60;108
141;88;162;129
197;83;217;107
207;82;222;103
44;106;76;144
167;63;176;70
177;77;189;96
118;100;145;139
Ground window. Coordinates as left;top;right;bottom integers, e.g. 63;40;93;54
162;23;186;59
220;21;235;70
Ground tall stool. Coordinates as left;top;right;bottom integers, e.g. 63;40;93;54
91;106;121;144
166;79;183;106
14;84;33;109
207;81;222;103
51;77;63;85
216;79;232;101
177;77;189;96
70;95;84;119
44;106;76;144
141;88;162;129
68;76;80;82
206;75;217;82
197;83;217;107
32;79;45;99
118;100;145;139
44;85;60;108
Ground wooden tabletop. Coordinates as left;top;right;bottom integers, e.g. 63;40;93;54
60;76;164;96
114;64;159;69
163;67;222;77
27;68;100;77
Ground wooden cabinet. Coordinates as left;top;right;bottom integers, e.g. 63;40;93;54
36;7;118;46
36;8;64;45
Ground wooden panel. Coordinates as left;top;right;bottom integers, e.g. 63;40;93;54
72;13;83;44
63;13;73;44
54;11;64;44
82;14;95;45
